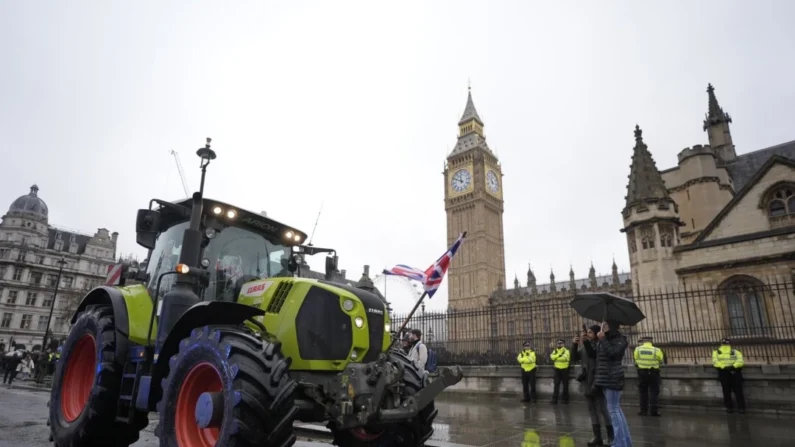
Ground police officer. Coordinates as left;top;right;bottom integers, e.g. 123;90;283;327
521;429;541;447
713;338;746;414
550;339;571;404
634;335;664;416
517;342;538;403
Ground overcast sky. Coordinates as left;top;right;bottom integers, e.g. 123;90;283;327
2;1;794;314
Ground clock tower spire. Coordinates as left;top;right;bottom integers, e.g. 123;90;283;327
444;86;506;310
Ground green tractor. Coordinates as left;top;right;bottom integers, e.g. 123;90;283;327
48;139;463;447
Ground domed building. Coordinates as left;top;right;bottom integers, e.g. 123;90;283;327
0;185;119;352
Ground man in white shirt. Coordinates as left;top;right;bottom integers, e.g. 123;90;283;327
407;329;428;372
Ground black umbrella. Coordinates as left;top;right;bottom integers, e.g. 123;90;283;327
570;292;645;326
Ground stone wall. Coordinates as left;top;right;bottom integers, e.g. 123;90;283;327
445;365;795;414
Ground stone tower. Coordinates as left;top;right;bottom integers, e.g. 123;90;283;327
444;87;506;309
703;83;736;164
621;125;683;295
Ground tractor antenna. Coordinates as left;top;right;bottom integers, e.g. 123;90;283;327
307;201;324;246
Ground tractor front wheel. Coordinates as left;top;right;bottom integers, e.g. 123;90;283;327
329;351;437;447
49;305;148;446
156;325;298;447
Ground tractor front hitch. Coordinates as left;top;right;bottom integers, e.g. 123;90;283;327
377;365;464;422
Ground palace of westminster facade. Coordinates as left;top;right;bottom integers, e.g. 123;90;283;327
443;85;795;362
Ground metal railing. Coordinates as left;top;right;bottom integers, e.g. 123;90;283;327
391;279;795;365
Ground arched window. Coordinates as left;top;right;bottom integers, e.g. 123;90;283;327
640;227;655;249
762;183;795;218
719;276;767;337
659;224;674;248
627;231;637;253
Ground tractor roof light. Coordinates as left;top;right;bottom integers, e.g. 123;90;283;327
285;230;294;240
212;206;223;215
226;209;237;219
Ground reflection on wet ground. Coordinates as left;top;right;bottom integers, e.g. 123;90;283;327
430;393;794;446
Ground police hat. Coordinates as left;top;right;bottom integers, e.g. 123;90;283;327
640;335;653;342
556;339;565;344
523;342;531;348
721;337;730;345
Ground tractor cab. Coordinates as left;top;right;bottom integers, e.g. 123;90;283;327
136;197;307;304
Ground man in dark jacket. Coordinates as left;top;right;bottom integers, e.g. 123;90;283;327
3;350;23;385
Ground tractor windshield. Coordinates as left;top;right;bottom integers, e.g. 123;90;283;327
145;221;292;303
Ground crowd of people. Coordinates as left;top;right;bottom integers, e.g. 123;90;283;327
1;344;61;387
515;323;748;447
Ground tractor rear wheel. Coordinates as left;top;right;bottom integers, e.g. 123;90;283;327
49;305;148;447
329;351;437;447
156;325;298;447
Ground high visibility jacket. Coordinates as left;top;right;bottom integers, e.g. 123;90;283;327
521;429;541;447
517;349;537;372
558;435;575;447
712;345;744;369
633;342;663;369
550;347;570;369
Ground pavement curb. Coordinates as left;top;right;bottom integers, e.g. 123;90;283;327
294;424;473;447
6;383;51;393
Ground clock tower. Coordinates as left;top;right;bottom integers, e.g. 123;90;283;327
444;87;506;310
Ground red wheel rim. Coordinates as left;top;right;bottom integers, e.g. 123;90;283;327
60;334;97;422
176;362;223;447
351;427;384;441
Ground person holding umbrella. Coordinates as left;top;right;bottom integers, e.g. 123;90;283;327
570;292;644;447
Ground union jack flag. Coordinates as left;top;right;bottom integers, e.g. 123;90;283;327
383;232;467;299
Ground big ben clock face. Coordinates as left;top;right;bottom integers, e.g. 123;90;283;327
486;170;500;193
451;169;472;193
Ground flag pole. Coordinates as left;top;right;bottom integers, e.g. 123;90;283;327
398;291;428;336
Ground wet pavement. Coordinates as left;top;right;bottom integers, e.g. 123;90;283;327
3;383;794;446
429;393;794;446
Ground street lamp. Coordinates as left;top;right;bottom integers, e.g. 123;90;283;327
41;257;67;354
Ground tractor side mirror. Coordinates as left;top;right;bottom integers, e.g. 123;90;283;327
325;254;339;278
135;209;161;250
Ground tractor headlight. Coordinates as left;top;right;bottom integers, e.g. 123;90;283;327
350;351;358;360
342;299;355;311
384;323;391;333
354;317;364;328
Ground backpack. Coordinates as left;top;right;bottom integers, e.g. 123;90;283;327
424;344;438;373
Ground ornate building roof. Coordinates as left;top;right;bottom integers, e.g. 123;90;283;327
458;88;483;125
449;87;494;157
624;125;670;210
725;140;795;191
7;185;48;221
703;83;732;131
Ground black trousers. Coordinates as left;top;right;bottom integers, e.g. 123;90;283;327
552;368;569;402
3;369;18;384
521;370;537;401
637;369;660;413
718;369;746;410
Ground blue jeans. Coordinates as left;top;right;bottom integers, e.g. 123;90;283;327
604;388;632;447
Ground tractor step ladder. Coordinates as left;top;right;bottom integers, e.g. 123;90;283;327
116;345;149;423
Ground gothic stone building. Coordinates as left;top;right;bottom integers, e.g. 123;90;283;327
0;185;119;352
620;85;795;362
445;85;795;363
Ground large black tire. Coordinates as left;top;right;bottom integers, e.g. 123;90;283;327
155;325;298;447
49;305;148;447
329;351;437;447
